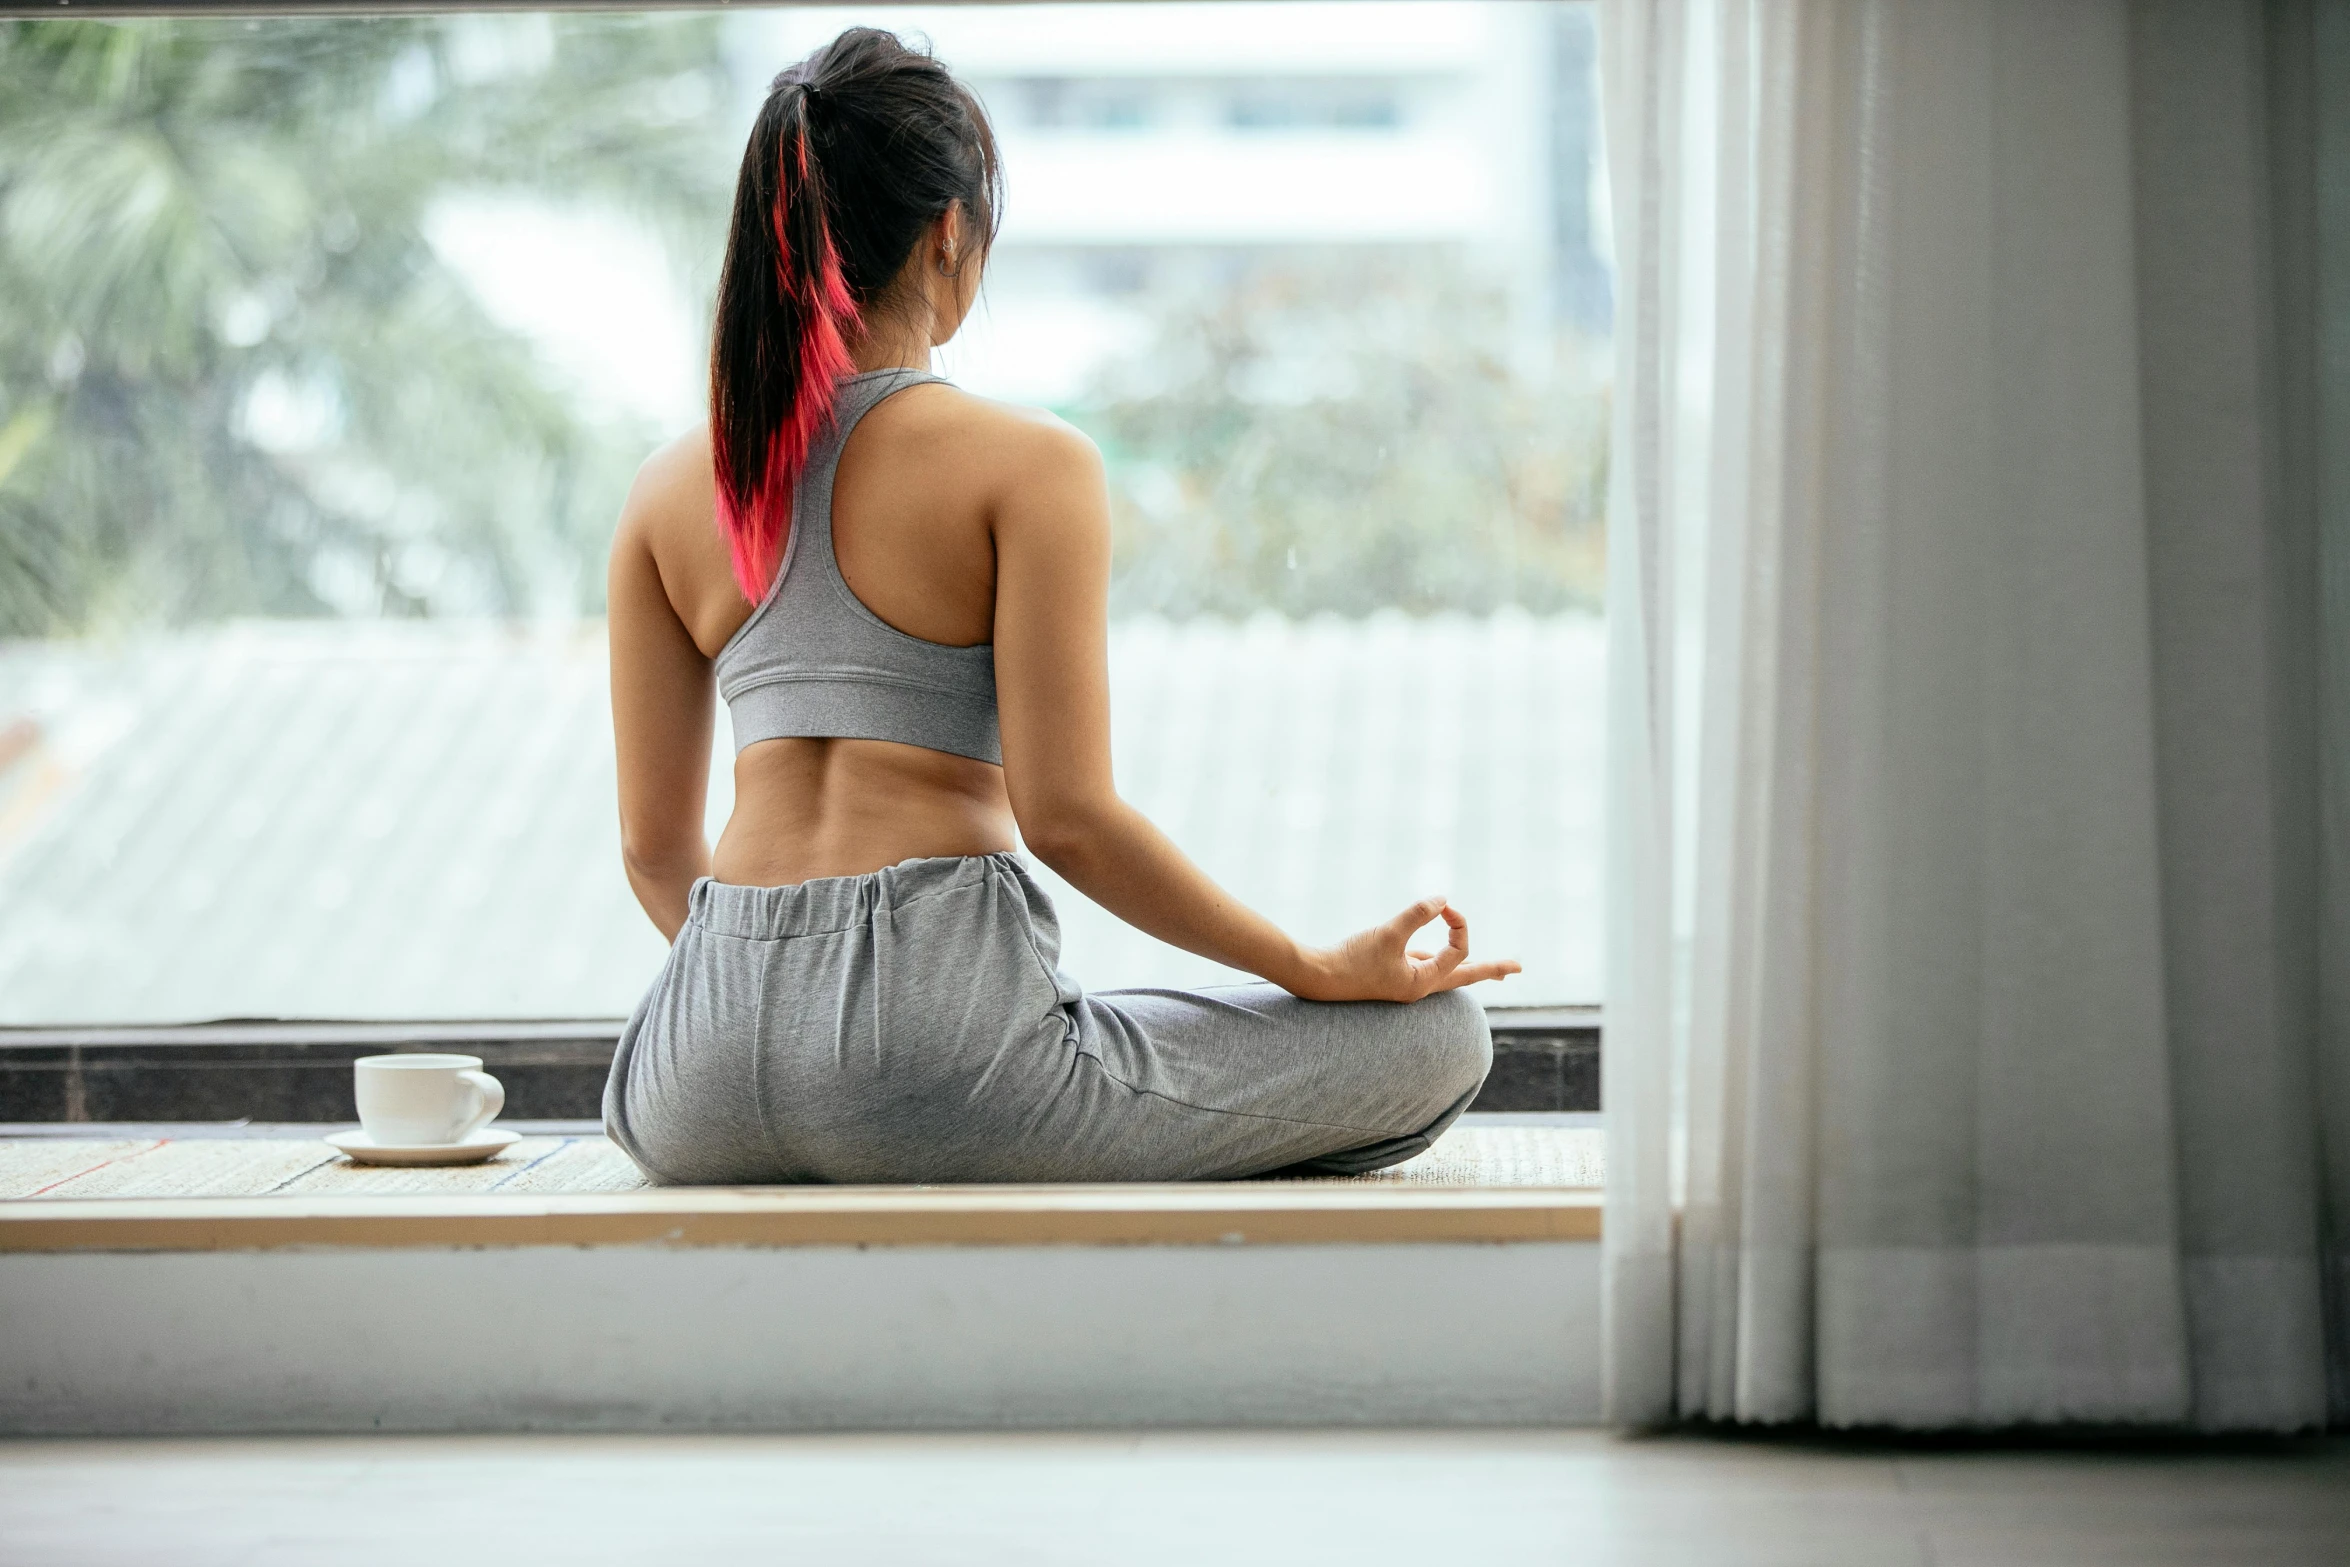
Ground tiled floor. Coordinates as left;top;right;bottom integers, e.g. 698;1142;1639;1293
3;1429;2344;1566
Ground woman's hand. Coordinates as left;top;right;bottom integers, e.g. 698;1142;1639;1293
1288;896;1521;1003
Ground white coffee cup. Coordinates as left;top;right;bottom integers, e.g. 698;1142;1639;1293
353;1053;505;1146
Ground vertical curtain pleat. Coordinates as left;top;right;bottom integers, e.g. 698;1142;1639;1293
1600;0;2350;1431
2133;0;2331;1431
1598;0;1687;1429
1673;0;1748;1424
2299;0;2350;1429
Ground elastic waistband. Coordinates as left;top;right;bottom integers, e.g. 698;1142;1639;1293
687;852;1019;940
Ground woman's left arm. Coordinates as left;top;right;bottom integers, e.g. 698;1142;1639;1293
607;471;715;942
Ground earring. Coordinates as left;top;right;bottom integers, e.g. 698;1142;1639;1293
937;249;959;278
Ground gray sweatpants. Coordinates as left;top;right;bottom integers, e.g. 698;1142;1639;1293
603;853;1491;1184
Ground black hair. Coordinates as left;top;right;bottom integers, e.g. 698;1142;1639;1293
709;27;1001;599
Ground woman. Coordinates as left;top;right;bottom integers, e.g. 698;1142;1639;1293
603;27;1517;1185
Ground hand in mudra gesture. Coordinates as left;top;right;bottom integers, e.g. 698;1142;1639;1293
1295;895;1520;1003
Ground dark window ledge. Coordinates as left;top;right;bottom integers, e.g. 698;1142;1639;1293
0;1007;1598;1123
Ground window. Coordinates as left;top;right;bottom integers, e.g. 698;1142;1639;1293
0;2;1611;1025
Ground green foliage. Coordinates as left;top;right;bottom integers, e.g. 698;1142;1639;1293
1079;255;1608;618
0;16;732;635
0;20;1608;634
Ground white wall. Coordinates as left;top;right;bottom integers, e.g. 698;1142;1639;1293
1;1242;1600;1434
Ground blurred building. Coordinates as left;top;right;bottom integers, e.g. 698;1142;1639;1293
751;2;1611;403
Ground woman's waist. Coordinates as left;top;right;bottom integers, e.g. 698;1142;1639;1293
715;739;1016;888
687;850;1031;941
710;826;1017;891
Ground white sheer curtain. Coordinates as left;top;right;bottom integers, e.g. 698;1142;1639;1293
1600;0;2350;1430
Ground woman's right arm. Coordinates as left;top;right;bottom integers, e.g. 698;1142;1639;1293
607;459;716;943
989;420;1518;1003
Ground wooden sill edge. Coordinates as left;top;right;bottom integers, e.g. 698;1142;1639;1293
0;1184;1602;1251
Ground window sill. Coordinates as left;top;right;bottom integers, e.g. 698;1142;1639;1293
0;1008;1601;1122
0;1182;1601;1253
1;1111;1603;1250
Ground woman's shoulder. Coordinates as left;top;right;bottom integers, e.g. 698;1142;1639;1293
610;426;734;643
887;382;1101;477
627;424;716;519
616;424;713;532
888;387;1106;553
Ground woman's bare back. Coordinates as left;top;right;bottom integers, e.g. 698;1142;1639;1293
613;379;1077;890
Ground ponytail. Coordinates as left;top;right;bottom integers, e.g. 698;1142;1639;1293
710;83;857;601
708;32;1001;602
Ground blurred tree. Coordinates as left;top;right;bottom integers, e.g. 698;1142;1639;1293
1081;254;1608;618
0;16;732;635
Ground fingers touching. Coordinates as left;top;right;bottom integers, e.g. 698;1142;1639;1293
1389;896;1520;997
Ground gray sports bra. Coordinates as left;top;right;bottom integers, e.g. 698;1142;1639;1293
715;367;1001;766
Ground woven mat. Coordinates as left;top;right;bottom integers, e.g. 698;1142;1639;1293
0;1124;1602;1201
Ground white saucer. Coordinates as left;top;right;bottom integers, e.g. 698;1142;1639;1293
324;1127;523;1167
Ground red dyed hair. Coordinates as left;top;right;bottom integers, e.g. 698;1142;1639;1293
709;34;999;603
709;86;859;601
